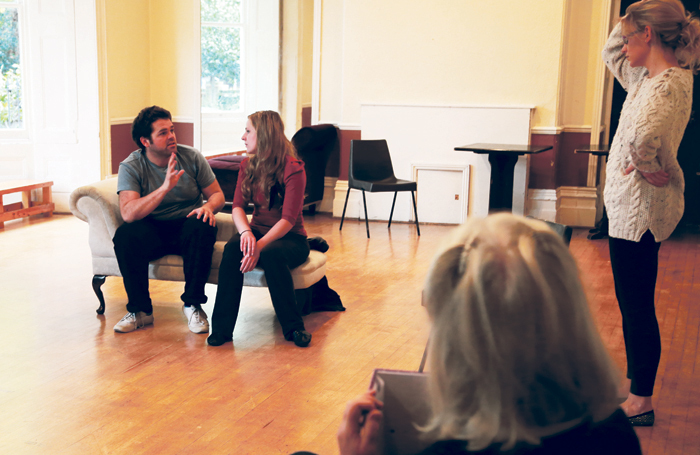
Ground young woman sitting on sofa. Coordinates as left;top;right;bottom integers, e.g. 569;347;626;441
208;110;313;348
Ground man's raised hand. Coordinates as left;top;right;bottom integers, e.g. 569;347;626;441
163;152;185;192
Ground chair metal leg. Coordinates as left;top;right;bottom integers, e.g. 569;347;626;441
339;187;352;231
361;190;370;238
411;190;420;236
388;192;398;229
419;331;430;372
92;275;107;314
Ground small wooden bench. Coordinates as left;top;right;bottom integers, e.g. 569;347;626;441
0;180;54;228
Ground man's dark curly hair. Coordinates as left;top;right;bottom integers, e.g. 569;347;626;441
131;106;172;152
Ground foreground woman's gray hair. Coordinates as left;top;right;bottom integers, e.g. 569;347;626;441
422;214;620;451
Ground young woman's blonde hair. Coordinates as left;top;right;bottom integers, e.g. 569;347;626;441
422;214;619;451
623;0;700;72
240;110;298;205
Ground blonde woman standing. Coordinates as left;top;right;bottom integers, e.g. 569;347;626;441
602;0;700;426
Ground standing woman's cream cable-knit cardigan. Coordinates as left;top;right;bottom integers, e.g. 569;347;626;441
602;22;693;242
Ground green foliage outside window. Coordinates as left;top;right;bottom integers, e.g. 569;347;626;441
201;0;240;23
201;0;242;113
0;6;21;128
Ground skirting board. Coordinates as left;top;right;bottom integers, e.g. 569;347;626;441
526;189;557;222
333;180;355;218
51;193;70;214
556;186;598;228
333;181;600;228
316;176;338;213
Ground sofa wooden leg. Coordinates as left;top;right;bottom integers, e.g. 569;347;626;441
92;275;107;314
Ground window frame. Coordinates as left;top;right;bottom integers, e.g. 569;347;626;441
0;0;29;140
200;0;247;121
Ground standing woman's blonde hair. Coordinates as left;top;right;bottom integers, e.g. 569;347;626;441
422;214;619;451
240;110;298;205
623;0;700;72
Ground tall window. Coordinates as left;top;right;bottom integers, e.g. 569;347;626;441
200;0;277;155
0;0;22;129
201;0;243;113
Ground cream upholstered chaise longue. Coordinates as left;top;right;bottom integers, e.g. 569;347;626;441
69;177;328;314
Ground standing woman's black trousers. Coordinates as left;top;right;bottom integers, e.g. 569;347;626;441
609;230;661;397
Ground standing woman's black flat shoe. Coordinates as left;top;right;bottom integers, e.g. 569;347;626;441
628;410;654;426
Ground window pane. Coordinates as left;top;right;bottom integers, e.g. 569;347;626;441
201;25;241;112
201;0;241;24
0;7;22;128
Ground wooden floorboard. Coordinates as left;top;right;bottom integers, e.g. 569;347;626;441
0;213;698;454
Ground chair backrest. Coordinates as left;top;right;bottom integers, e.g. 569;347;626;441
541;219;573;246
207;154;246;202
349;139;396;185
292;124;338;205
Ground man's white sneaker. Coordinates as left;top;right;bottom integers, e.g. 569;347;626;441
183;304;209;334
114;311;154;333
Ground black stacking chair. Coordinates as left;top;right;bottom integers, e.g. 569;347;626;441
292;124;338;214
527;217;573;246
339;139;420;238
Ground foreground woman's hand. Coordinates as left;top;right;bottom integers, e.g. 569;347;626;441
625;164;670;187
337;390;384;455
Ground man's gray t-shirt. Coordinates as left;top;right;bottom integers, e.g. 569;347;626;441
117;145;216;220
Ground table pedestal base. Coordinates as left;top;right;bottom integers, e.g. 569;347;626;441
488;153;519;212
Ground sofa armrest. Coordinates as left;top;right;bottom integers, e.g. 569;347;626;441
69;178;123;261
70;178;122;236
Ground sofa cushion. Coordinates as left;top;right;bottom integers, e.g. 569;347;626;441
145;249;327;289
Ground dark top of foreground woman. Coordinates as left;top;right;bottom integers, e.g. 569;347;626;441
418;408;641;455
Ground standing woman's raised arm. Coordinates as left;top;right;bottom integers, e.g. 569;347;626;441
603;21;648;90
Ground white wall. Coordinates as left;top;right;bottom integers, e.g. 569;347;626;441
316;0;566;129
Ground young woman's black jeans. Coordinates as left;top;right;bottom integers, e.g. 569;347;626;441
609;230;661;397
212;229;310;340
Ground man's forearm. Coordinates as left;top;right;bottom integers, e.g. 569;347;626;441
120;187;168;223
203;191;225;214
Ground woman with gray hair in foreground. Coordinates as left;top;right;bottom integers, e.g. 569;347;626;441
336;214;641;455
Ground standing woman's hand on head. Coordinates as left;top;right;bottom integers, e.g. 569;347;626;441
337;391;384;455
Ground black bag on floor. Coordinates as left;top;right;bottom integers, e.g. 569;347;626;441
296;276;345;316
296;236;344;315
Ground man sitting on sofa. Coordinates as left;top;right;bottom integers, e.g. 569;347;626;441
113;105;225;334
